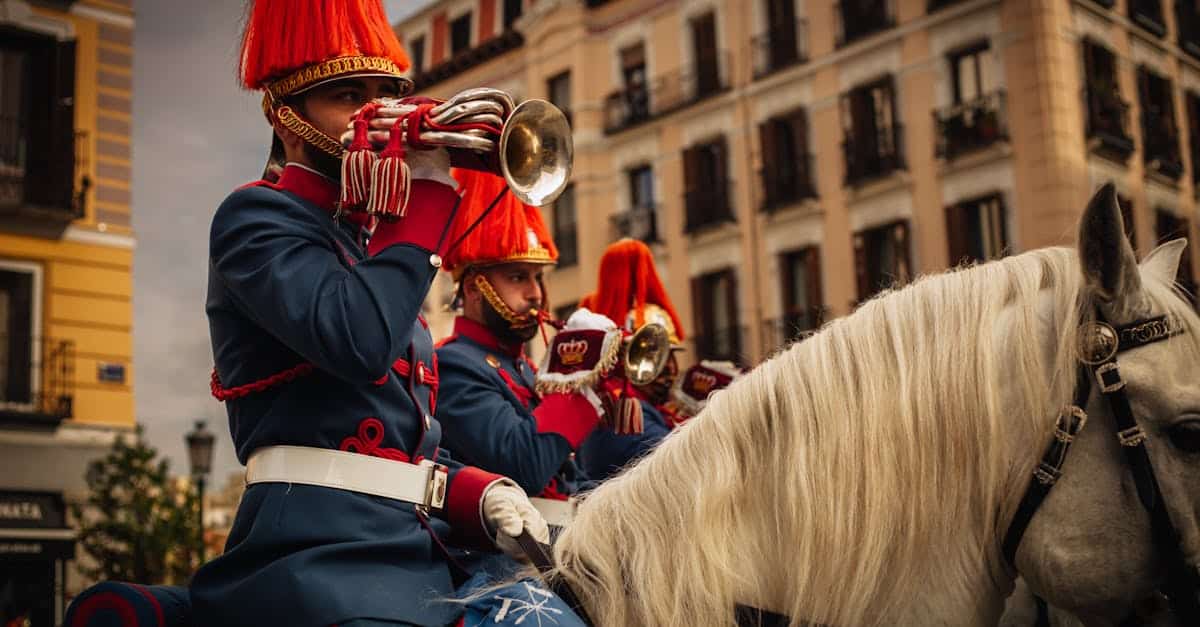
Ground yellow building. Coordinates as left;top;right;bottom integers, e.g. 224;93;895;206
401;0;1199;367
0;0;135;622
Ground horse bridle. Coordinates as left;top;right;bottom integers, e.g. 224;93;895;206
1003;309;1200;622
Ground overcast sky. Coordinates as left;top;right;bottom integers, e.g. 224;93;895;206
132;1;432;486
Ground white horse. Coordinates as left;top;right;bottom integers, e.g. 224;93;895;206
548;184;1200;627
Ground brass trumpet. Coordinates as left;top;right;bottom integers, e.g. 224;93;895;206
354;88;574;206
623;322;671;386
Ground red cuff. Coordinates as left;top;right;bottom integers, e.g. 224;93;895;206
445;466;504;549
534;392;601;449
367;179;459;256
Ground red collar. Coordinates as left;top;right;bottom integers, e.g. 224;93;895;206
277;165;373;230
453;316;525;359
277;164;338;210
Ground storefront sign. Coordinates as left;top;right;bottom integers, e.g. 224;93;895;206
0;491;67;529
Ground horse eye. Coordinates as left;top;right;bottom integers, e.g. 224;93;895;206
1168;420;1200;453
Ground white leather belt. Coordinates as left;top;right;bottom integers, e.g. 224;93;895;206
529;496;575;527
245;445;449;510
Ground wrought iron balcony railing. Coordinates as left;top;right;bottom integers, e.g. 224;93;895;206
842;123;906;185
603;51;730;134
0;335;75;427
760;155;817;213
934;90;1008;161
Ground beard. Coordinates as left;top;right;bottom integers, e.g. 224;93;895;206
482;297;540;346
635;376;674;407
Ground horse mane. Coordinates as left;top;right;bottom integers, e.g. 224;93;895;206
551;246;1200;626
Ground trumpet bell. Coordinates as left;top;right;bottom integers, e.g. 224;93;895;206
624;323;671;386
499;99;573;207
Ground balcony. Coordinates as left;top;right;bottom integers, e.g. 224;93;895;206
1179;1;1200;60
835;0;896;48
603;51;730;134
693;325;744;365
0;115;88;229
1129;0;1166;37
760;155;817;213
934;90;1008;161
0;336;75;428
684;180;734;233
1084;88;1135;163
410;30;525;91
610;205;659;243
842;123;906;186
761;307;826;354
751;19;807;79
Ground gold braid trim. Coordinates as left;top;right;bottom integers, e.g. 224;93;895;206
275;105;345;158
475;274;538;327
265;56;408;102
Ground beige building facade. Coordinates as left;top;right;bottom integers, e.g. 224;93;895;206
397;0;1200;367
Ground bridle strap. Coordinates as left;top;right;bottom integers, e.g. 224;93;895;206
1004;310;1199;620
1001;368;1091;566
1090;313;1200;620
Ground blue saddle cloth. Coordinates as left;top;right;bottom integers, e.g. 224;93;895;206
64;582;191;627
64;571;585;627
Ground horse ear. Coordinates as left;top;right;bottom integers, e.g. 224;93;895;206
1140;238;1187;288
1078;182;1142;307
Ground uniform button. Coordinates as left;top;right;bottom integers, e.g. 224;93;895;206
429;254;442;268
486;355;500;368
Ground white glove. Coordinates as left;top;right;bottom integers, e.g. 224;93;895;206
564;307;618;332
482;480;550;560
402;146;456;188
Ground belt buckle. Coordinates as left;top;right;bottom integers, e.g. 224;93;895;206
419;459;449;511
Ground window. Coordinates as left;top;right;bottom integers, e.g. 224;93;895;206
854;220;912;302
683;136;732;232
840;76;902;184
552;185;577;267
761;0;800;73
0;262;37;408
616;165;658;243
629;165;654;210
620;43;648;121
949;42;990;104
503;0;523;30
546;71;571;122
1137;67;1182;180
690;12;720;97
450;12;472;57
409;36;426;74
779;247;822;341
1082;40;1134;161
836;0;894;47
1156;209;1196;299
1129;0;1166;37
946;193;1008;265
691;269;740;363
0;28;77;213
759;108;813;211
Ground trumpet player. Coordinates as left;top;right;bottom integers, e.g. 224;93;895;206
435;169;619;528
192;2;554;625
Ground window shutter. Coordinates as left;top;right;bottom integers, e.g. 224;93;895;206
945;202;969;266
758;120;777;210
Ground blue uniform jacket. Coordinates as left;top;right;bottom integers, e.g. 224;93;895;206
190;165;500;627
436;317;585;497
577;398;670;482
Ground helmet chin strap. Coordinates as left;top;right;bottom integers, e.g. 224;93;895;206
475;274;541;330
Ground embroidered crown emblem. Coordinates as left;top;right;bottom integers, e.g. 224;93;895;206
557;338;589;366
691;372;718;394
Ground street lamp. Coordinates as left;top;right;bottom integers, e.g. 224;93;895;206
185;420;215;560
